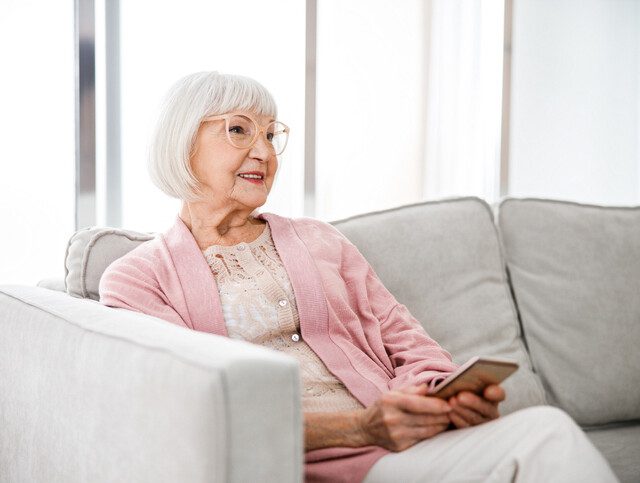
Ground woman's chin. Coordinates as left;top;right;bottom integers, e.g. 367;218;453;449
242;197;268;210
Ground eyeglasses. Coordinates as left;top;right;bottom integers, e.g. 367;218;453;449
202;113;290;156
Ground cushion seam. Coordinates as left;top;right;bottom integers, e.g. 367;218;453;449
488;202;549;404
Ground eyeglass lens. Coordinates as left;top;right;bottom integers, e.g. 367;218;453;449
227;115;288;155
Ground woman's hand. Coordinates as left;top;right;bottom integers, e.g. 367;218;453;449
446;384;505;429
357;383;452;452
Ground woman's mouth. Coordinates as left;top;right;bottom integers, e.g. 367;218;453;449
238;173;264;185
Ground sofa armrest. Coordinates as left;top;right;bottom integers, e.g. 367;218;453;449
0;285;303;483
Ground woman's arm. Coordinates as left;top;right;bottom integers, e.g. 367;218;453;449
304;410;369;451
334;234;459;389
305;384;452;452
98;256;188;328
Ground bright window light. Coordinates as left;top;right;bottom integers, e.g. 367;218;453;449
116;0;305;233
0;1;75;285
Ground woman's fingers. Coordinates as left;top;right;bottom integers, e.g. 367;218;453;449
483;384;506;403
405;411;451;427
397;383;429;396
450;402;489;426
367;384;462;451
385;384;506;436
446;389;502;430
454;391;499;420
394;392;452;415
448;410;471;429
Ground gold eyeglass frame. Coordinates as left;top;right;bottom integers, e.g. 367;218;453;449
202;113;290;156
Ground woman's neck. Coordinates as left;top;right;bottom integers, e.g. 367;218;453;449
179;202;264;249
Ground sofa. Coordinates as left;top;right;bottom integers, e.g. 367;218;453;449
1;197;638;482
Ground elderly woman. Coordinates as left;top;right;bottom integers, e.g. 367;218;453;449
99;72;617;483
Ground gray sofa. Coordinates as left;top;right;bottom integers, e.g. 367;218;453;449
1;197;638;482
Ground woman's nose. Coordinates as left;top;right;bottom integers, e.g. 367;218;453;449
249;131;274;160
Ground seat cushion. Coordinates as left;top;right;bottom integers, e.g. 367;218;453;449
498;198;640;425
584;422;640;483
333;197;547;415
65;226;156;300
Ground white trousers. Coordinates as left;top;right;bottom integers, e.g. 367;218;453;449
362;406;619;483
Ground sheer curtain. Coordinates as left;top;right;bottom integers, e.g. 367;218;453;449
422;0;505;202
315;0;505;222
315;0;426;222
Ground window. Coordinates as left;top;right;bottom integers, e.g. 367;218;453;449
316;0;427;221
116;0;306;232
0;0;511;285
0;1;75;285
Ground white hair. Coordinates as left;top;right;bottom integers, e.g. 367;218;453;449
147;71;278;202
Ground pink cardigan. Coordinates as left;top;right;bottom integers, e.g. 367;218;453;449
98;213;459;482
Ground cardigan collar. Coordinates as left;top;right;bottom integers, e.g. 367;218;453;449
161;213;329;340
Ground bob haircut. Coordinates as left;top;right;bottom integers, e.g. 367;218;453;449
147;71;278;202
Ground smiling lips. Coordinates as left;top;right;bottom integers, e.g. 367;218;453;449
238;172;264;184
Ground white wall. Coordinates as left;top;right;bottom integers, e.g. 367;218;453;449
509;0;640;205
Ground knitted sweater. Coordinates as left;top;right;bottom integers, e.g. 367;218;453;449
202;222;364;413
98;213;459;483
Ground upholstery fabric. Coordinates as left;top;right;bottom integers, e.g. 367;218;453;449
0;284;302;483
332;197;547;415
65;226;155;300
498;198;640;425
585;422;640;483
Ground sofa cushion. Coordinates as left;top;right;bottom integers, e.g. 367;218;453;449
65;226;156;300
498;198;640;425
333;197;547;415
585;422;640;483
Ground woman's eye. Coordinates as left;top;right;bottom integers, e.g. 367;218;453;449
229;126;245;134
266;133;274;142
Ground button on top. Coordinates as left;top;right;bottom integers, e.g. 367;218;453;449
278;299;288;307
291;333;300;342
237;244;246;251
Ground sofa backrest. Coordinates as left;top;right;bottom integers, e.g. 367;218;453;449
498;198;640;426
63;197;548;415
333;197;547;415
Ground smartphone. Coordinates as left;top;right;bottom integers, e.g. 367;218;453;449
427;356;519;399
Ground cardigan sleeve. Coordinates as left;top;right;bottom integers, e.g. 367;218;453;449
339;235;460;391
366;265;459;391
98;256;189;329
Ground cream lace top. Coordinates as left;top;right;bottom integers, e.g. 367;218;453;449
202;222;364;413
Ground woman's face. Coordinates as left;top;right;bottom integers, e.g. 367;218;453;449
189;110;278;211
